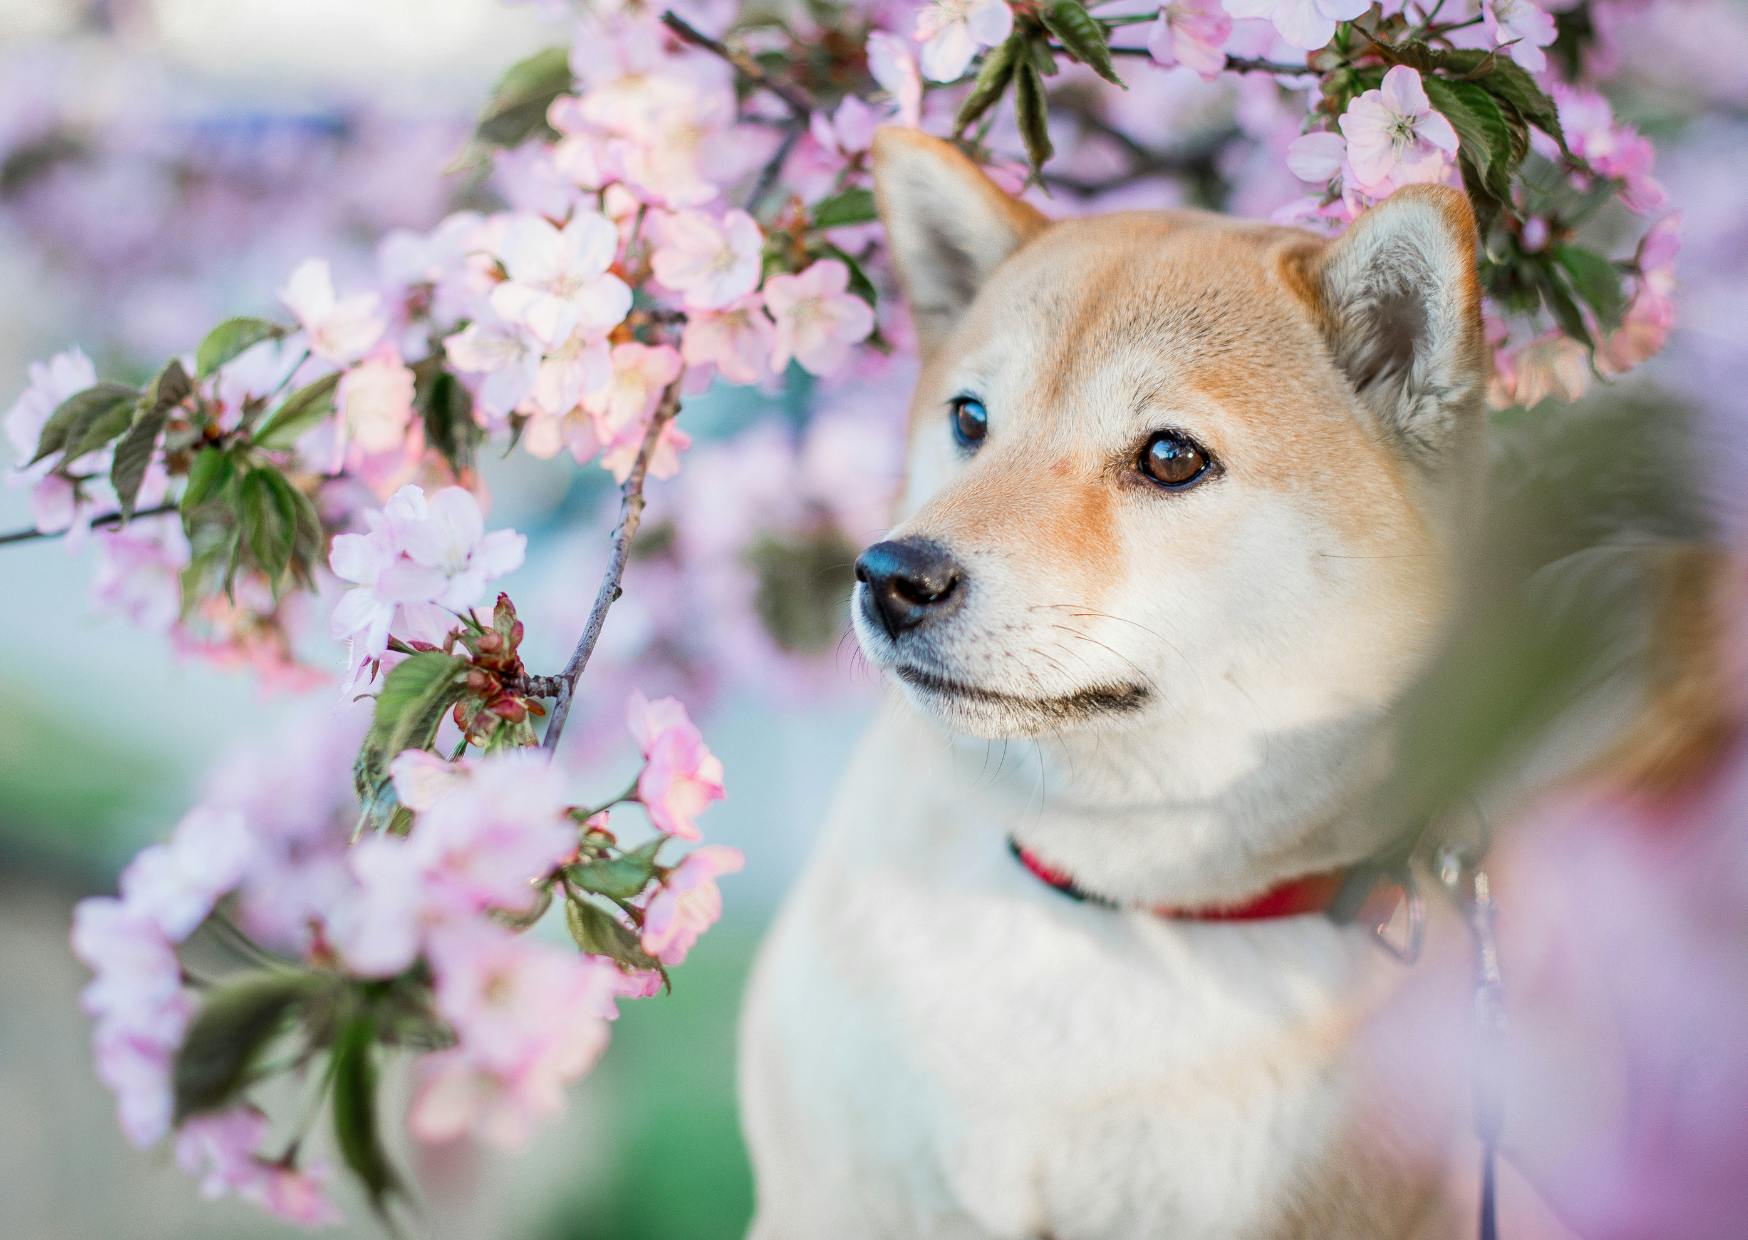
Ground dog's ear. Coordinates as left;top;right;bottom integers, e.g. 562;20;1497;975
1290;186;1488;460
873;128;1047;356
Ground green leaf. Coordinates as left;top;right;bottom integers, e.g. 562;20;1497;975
143;358;194;412
1422;76;1514;203
180;446;235;512
239;467;298;586
29;382;138;465
196;317;286;378
1552;244;1626;333
354;651;472;808
1478;58;1564;150
110;405;169;520
810;187;878;231
254;372;340;450
956;34;1023;131
1014;62;1054;177
564;896;666;978
173;971;318;1123
1537;263;1595;350
415;366;479;477
568;837;666;900
330;1012;401;1217
1039;1;1123;86
474;45;572;150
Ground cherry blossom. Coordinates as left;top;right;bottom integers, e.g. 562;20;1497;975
117;807;255;942
586;342;684;443
681;295;777;386
278;258;386;366
1482;0;1557;73
490;213;632;348
1148;0;1233;79
764;259;876;377
328;485;525;672
650;209;764;311
1286;131;1348;183
335;345;416;462
628;690;726;840
1222;0;1370;52
914;0;1014;83
640;844;745;966
867;32;923;128
1338;66;1460;195
3;346;99;534
444;309;542;424
411;926;620;1147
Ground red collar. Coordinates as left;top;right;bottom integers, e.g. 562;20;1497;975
1008;839;1413;942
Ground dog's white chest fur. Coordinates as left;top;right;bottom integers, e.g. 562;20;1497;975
741;705;1449;1239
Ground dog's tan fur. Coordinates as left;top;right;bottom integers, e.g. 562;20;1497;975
740;128;1733;1238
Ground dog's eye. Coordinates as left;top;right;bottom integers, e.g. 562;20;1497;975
949;396;988;450
1140;431;1212;489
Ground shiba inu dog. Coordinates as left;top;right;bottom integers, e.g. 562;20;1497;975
739;128;1725;1238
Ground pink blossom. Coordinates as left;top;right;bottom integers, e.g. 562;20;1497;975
251;1160;342;1227
410;926;619;1147
72;896;190;1148
444;310;542;424
327;834;425;978
764;260;876;377
1338;66;1459;195
335;346;416;462
650;209;763;311
914;0;1014;83
1148;1;1233;79
585;342;683;441
1599;213;1680;376
389;748;468;812
403;749;575;916
530;324;613;420
490;213;631;348
329;485;525;671
867;32;924;128
601;415;693;484
682;295;777;386
1482;0;1557;73
278;259;386;366
1222;0;1370;51
1558;86;1665;213
1285;130;1347;182
118;806;255;942
640;845;744;966
809;96;878;158
627;691;726;840
175;1108;271;1199
91;521;190;633
3;346;113;538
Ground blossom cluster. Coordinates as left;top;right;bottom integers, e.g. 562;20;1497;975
72;596;737;1225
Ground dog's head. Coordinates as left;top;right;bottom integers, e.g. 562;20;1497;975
857;130;1487;760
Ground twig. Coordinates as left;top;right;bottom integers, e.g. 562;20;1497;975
748;120;806;215
1222;55;1321;76
539;380;685;754
659;10;813;119
0;499;177;545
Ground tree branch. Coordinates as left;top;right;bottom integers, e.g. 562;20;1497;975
539;380;685;754
659;10;814;119
0;500;177;546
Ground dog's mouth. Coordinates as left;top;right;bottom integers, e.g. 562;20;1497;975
891;661;1151;723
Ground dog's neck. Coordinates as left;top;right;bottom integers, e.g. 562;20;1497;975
931;692;1406;909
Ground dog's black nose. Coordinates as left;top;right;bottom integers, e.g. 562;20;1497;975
855;538;964;637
